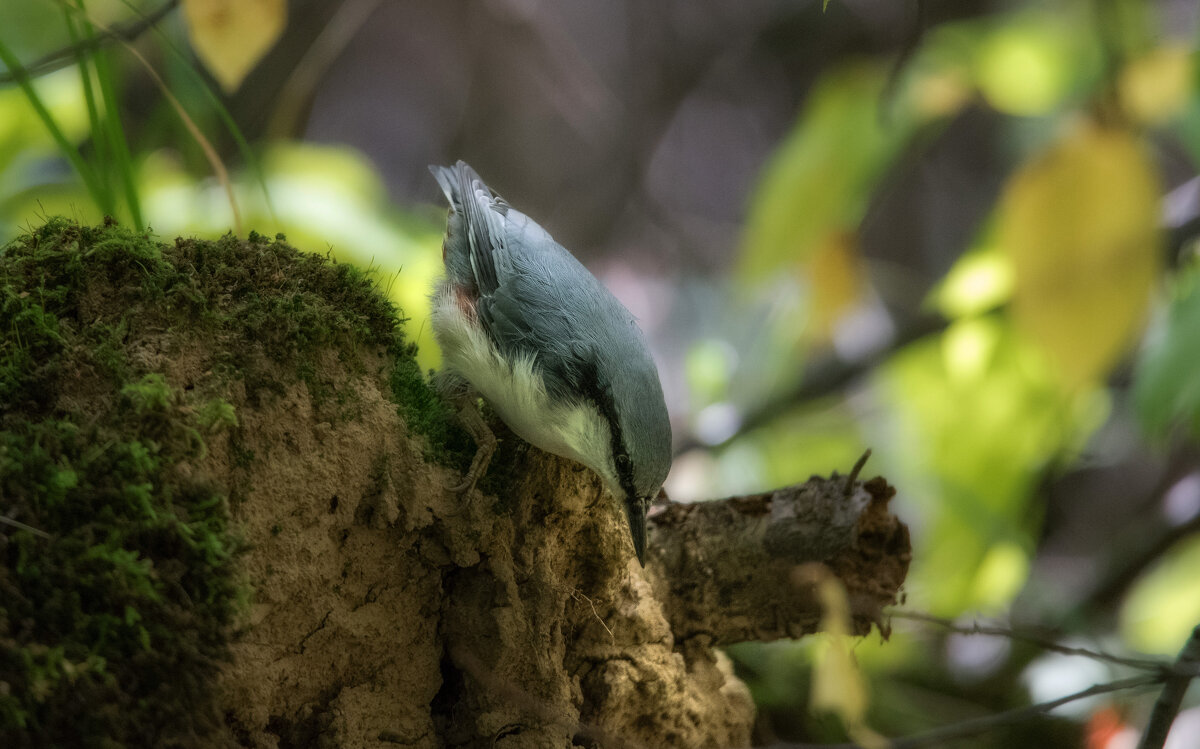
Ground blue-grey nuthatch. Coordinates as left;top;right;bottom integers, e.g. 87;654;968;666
430;161;672;566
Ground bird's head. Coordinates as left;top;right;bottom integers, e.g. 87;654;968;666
577;332;672;565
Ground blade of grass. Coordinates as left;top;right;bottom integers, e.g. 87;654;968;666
60;0;144;228
117;0;276;222
57;0;243;234
61;1;111;193
96;70;144;229
0;35;107;213
86;34;144;228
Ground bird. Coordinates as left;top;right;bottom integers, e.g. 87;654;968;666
429;161;672;566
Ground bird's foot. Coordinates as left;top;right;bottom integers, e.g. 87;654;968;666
447;398;497;501
433;371;497;500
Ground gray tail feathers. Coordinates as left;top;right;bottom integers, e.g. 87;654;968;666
624;498;647;567
429;161;482;208
429;161;496;289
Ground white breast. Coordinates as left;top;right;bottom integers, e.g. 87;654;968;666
431;284;618;494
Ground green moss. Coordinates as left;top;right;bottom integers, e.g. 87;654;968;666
86;320;132;383
389;350;468;463
0;217;456;746
197;399;238;431
120;374;172;414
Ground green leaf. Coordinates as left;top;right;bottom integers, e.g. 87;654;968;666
878;317;1108;613
1133;265;1200;436
998;121;1161;387
738;63;906;283
1121;534;1200;653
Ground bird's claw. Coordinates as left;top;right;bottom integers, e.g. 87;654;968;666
444;474;476;495
448;420;496;502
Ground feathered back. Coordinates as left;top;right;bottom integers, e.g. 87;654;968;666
430;161;672;498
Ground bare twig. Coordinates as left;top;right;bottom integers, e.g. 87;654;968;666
0;515;52;539
893;610;1176;675
843;449;872;497
649;474;907;645
770;674;1161;749
0;0;179;84
570;588;615;644
1138;624;1200;749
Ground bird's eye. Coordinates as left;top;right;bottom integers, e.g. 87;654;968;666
616;454;630;467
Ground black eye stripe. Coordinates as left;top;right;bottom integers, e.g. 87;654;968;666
577;359;637;499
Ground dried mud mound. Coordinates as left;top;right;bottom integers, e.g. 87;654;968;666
0;219;754;748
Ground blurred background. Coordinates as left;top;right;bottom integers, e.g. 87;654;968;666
4;0;1200;745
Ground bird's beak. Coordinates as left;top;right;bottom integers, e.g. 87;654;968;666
623;497;647;567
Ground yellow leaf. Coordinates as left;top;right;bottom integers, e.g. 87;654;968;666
183;0;286;93
1119;45;1193;125
911;68;972;120
807;231;866;342
998;121;1161;387
739;64;899;283
800;565;888;749
976;20;1075;116
811;635;868;718
934;245;1014;319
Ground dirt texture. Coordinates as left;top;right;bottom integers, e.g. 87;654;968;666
210;358;758;748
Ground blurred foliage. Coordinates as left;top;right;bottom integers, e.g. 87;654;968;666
1121;533;1200;654
692;0;1200;744
4;0;1200;744
881;317;1107;613
1000;120;1161;388
0;69;92;205
738;63;910;285
1119;44;1193;124
1134;262;1200;437
0;0;443;367
973;9;1103;116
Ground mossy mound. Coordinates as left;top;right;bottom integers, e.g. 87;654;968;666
0;218;451;747
0;218;773;749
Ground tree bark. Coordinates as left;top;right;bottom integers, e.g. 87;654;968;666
648;476;911;648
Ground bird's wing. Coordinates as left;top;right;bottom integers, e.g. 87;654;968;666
431;162;621;397
430;161;507;296
456;167;506;297
479;237;602;398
